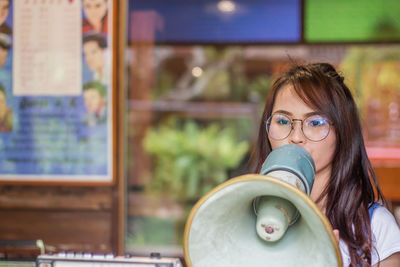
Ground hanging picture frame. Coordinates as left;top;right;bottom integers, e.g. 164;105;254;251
0;0;117;184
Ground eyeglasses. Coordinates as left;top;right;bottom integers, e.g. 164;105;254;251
266;113;332;142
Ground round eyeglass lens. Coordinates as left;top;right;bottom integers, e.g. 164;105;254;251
266;113;292;140
303;115;330;141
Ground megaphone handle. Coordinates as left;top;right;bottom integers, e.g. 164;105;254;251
254;196;297;242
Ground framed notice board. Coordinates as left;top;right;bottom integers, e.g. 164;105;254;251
0;0;117;184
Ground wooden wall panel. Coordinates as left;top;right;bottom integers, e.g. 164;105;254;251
0;186;115;255
0;210;112;252
0;186;112;210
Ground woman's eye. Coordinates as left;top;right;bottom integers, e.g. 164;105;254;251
309;119;326;127
277;118;289;125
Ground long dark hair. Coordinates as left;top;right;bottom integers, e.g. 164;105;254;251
252;63;386;266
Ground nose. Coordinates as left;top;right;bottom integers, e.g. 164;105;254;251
289;120;306;144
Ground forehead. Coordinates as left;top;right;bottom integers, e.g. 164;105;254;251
84;40;101;49
85;88;101;94
272;84;316;115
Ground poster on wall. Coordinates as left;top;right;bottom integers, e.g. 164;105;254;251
0;0;113;183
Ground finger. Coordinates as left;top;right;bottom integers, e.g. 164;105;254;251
333;229;340;242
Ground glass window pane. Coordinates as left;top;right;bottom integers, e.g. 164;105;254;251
125;1;400;260
129;0;301;43
305;0;400;42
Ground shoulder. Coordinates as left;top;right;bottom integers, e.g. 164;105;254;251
371;205;399;231
371;205;400;265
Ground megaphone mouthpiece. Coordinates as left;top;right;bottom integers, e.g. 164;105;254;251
261;145;315;194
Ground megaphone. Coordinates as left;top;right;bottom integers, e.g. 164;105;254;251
183;144;342;267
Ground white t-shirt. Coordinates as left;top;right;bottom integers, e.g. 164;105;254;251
339;206;400;266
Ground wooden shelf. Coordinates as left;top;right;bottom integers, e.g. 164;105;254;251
127;100;259;119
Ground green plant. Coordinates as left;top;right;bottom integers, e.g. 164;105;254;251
143;120;249;202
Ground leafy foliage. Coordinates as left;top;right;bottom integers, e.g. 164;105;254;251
143;120;249;201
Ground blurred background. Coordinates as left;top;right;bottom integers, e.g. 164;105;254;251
126;0;400;257
1;0;400;265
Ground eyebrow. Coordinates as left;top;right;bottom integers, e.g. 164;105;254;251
272;110;322;118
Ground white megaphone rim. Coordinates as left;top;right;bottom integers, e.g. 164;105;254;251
183;174;342;267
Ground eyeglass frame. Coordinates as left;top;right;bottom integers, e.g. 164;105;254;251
265;113;334;142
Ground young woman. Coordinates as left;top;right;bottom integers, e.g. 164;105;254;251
253;63;400;266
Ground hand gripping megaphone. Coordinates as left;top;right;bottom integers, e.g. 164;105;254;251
183;144;342;267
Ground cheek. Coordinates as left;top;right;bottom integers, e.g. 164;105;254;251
311;149;333;172
95;54;103;66
307;138;336;173
268;137;289;150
